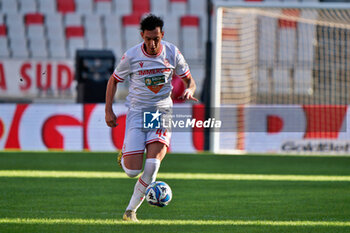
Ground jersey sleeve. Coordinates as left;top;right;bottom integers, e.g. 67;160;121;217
112;53;130;83
174;48;191;79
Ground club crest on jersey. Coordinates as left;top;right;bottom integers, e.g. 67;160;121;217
164;59;170;67
144;75;166;94
139;62;144;68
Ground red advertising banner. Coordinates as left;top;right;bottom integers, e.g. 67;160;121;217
0;103;201;152
0;104;349;154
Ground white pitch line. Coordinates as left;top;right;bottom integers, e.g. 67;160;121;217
0;218;350;227
0;170;350;182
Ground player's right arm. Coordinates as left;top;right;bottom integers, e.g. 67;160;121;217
105;75;118;127
105;54;130;128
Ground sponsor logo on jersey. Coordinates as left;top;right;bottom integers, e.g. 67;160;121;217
139;62;144;68
138;68;170;76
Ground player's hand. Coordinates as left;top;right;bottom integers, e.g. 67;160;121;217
178;88;198;102
105;111;118;127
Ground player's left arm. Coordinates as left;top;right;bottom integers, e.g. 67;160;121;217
179;74;198;102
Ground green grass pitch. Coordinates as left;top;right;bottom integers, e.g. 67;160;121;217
0;152;350;233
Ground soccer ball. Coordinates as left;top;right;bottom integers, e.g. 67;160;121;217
145;181;172;207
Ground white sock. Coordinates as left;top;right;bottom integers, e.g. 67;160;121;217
126;158;161;212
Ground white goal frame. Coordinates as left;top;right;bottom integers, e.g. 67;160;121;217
210;1;350;154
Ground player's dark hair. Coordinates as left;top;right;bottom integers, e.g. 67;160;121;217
140;14;164;32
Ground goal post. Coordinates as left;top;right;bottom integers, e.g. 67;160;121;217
210;2;350;154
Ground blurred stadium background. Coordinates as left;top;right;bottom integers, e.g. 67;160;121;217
0;0;349;154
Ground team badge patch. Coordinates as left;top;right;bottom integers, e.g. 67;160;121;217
164;59;170;68
145;75;166;94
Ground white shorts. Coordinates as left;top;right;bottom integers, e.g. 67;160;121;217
122;109;171;158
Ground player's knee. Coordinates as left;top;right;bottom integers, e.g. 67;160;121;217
121;156;143;178
124;167;142;178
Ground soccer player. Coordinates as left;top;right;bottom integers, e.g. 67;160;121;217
105;14;197;222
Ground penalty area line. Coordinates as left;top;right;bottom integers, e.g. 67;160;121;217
0;218;350;227
0;170;350;182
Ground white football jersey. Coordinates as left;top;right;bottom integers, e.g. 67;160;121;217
113;40;191;110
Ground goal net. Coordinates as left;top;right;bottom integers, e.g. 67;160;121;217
211;2;350;154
